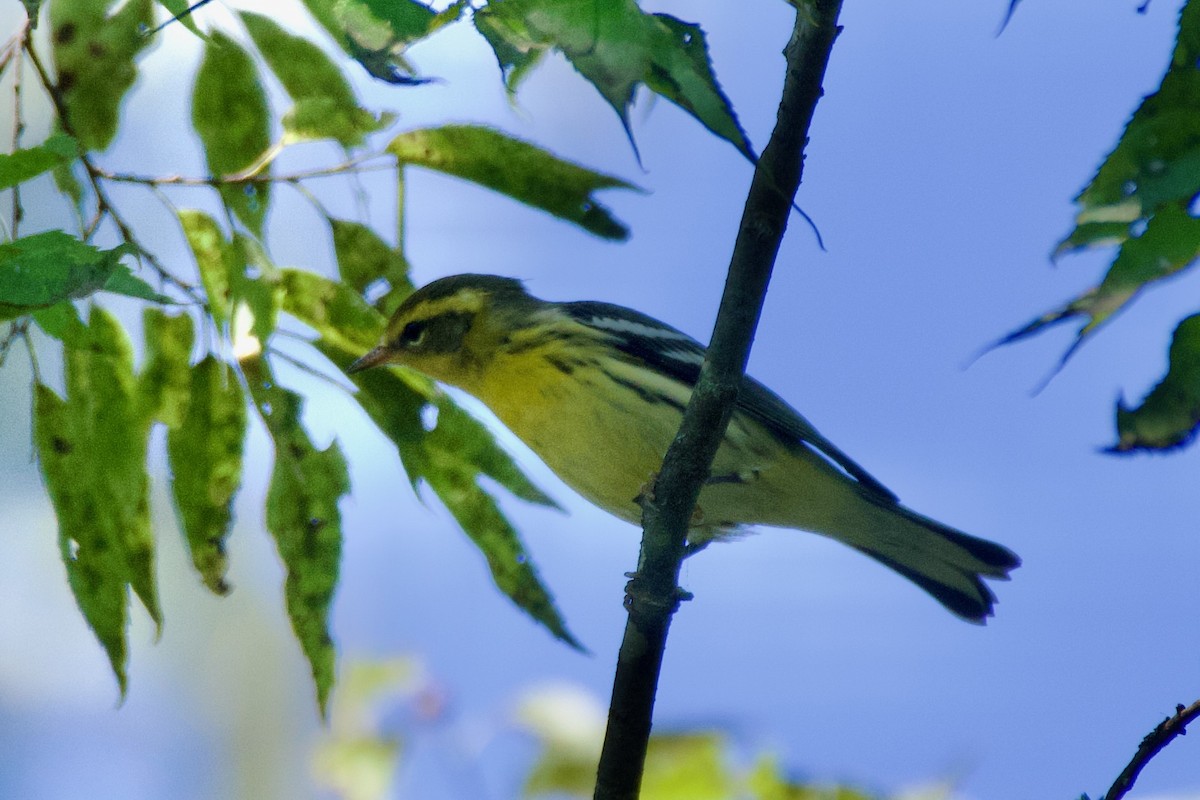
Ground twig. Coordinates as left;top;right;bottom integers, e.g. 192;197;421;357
22;320;40;384
94;156;393;188
9;19;28;239
268;345;353;395
1104;699;1200;800
591;3;844;799
0;318;29;367
23;40;204;305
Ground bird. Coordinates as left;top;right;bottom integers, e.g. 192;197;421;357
348;274;1020;622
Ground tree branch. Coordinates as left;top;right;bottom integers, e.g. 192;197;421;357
591;3;844;798
1104;699;1200;800
23;40;203;304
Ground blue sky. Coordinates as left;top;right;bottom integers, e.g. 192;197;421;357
2;1;1199;798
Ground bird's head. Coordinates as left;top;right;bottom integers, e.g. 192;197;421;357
348;273;542;388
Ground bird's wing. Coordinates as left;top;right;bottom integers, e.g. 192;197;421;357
562;301;899;504
736;377;899;503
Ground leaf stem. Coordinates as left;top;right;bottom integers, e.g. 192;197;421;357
591;3;844;798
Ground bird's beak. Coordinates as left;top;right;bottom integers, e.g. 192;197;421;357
347;345;391;374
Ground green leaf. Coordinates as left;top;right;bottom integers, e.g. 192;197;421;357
279;266;390;356
1064;0;1200;239
640;734;735;800
31;301;84;342
240;11;391;147
33;308;161;694
176;211;280;347
243;355;346;716
1112;313;1200;452
192;31;271;236
996;202;1200;362
328;218;413;315
49;0;154;151
178;209;233;328
278;268;576;647
0;133;77;190
22;0;42;28
53;159;86;219
167;354;247;594
34;381;129;694
747;755;880;799
139;308;193;427
230;233;283;347
388;125;636;239
352;364;581;650
0;230;168;311
474;0;751;159
300;0;466;84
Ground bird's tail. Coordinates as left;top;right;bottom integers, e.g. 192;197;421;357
844;497;1020;623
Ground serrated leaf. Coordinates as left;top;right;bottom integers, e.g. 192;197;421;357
167;354;246;594
474;0;751;159
328;218;413;314
351;363;580;650
301;0;466;84
49;0;153;151
33;308;161;694
473;9;548;97
388;125;636;239
277;268;575;647
31;301;84;342
0;231;167;310
139;308;193;427
243;355;346;716
996;202;1200;364
1066;0;1200;235
1053;0;1200;266
1111;313;1200;452
642;15;752;159
192;31;271;236
240;11;390;147
0;133;77;190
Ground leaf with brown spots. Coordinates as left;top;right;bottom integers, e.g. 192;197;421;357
33;307;161;695
49;0;154;151
243;355;347;716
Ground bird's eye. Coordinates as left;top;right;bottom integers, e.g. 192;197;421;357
399;320;427;347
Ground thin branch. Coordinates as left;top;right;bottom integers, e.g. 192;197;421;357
9;19;28;240
94;156;394;188
23;40;205;305
591;3;844;799
22;320;40;384
1104;699;1200;800
0;318;29;367
268;345;354;395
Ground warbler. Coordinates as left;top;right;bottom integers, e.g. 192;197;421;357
349;274;1019;622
